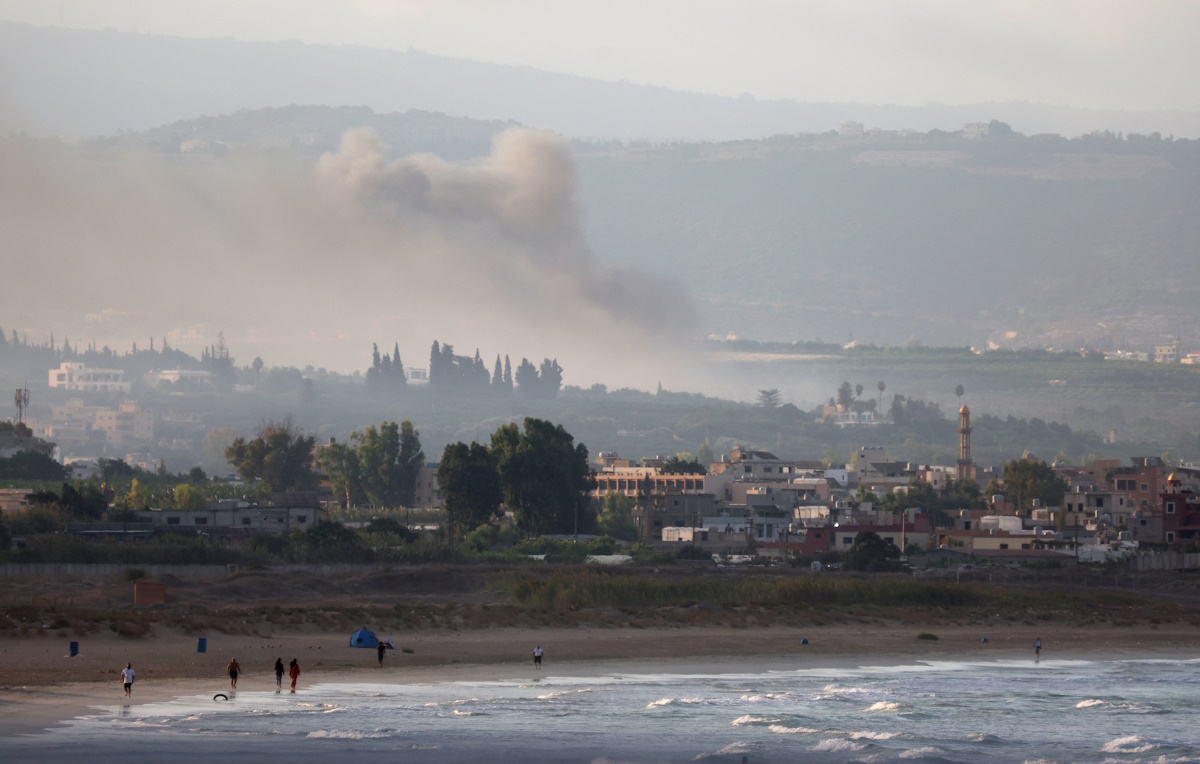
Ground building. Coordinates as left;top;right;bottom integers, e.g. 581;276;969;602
138;493;326;533
1154;341;1181;364
150;369;214;387
48;362;130;392
957;405;974;482
0;428;57;459
633;493;717;541
0;488;34;515
412;464;443;509
92;402;154;447
962;122;990;140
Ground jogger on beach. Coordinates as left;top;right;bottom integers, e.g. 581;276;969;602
121;663;134;697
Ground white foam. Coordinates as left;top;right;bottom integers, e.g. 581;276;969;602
1101;735;1156;754
646;697;705;708
866;701;899;712
306;730;389;739
850;730;901;740
1076;699;1105;708
813;738;868;752
769;724;821;735
731;715;778;726
899;746;944;758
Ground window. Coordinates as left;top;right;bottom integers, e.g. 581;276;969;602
1167;502;1176;514
1140;519;1147;526
763;467;772;473
241;517;252;526
1141;483;1149;492
296;515;307;524
1167;532;1176;543
999;543;1009;550
166;517;180;525
843;537;853;545
194;517;208;525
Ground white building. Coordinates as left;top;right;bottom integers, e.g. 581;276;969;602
49;362;130;393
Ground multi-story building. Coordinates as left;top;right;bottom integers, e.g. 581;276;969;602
92;402;154;447
48;362;130;392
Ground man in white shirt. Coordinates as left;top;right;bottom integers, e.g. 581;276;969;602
121;663;134;697
533;645;543;670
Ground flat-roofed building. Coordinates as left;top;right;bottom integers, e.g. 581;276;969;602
48;362;130;392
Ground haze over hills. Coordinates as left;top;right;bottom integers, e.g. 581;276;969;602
80;105;1200;358
4;22;1200;142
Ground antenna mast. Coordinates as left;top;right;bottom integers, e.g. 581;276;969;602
14;383;30;425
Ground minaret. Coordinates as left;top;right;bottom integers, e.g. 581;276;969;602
957;405;974;483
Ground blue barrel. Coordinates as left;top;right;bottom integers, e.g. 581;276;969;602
69;641;79;657
197;637;207;653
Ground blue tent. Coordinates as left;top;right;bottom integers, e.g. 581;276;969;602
349;628;379;648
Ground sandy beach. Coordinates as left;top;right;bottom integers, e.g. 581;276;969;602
3;622;1198;738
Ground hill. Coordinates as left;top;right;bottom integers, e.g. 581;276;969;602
4;22;1200;142
96;105;1200;353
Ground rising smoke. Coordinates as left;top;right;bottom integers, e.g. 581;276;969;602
0;127;697;388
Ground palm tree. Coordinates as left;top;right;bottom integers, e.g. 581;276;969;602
955;384;965;406
877;380;886;410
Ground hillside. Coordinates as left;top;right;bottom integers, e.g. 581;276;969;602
95;105;1200;354
4;22;1200;142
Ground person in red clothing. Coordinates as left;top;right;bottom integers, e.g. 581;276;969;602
288;659;300;693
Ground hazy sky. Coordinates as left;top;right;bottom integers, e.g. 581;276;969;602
1;0;1197;112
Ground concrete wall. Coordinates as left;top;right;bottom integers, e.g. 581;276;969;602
1136;552;1200;570
0;563;397;578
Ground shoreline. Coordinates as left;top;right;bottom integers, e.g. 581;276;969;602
3;622;1198;738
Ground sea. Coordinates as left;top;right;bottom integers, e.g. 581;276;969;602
5;656;1200;763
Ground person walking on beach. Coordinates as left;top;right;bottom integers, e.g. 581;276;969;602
377;642;387;668
288;659;300;693
228;657;241;690
121;663;135;698
274;658;284;691
533;645;543;670
1035;637;1042;661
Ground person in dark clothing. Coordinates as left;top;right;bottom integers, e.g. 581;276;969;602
274;658;285;690
377;642;387;668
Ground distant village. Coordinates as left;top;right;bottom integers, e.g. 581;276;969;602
4;358;1200;571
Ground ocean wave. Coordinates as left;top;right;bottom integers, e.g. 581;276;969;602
968;732;1002;744
306;730;390;739
769;724;821;735
646;697;706;708
692;741;757;760
731;715;779;726
537;689;593;700
450;709;477;716
813;738;868;752
866;701;899;712
1076;699;1106;708
850;731;901;740
823;684;871;694
1101;735;1157;754
899;746;944;759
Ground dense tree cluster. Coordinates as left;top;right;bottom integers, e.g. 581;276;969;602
438;417;595;540
365;342;408;395
225;418;317;492
0;450;67;481
320;420;424;509
991;458;1068;511
425;340;562;399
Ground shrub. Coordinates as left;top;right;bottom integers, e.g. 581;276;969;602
123;567;147;581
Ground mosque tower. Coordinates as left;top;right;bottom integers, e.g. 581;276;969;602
957;405;974;482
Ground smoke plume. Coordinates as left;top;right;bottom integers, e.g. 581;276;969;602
0;127;696;387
